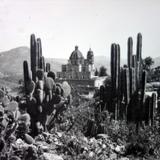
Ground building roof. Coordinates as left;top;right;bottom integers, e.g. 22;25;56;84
70;46;84;60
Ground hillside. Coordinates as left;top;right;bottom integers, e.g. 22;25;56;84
0;47;30;76
0;47;109;77
0;47;159;79
153;56;160;68
0;47;68;77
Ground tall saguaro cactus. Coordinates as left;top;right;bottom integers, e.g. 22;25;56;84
30;34;45;82
108;32;157;125
136;33;143;89
46;63;51;73
30;34;37;82
37;38;42;68
130;67;136;96
132;55;137;68
127;37;133;69
40;56;45;71
23;60;35;95
111;44;120;119
150;93;156;126
136;33;142;62
23;61;30;88
111;44;120;97
141;70;147;103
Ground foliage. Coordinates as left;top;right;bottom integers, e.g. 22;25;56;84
98;66;107;77
52;97;160;159
143;56;154;71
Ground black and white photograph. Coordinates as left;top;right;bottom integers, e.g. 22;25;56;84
0;0;160;159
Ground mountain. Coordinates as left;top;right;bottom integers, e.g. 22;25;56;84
0;47;30;76
0;47;68;77
0;47;109;77
153;56;160;68
0;47;159;79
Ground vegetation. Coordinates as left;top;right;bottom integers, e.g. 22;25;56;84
98;66;107;77
0;32;159;160
143;56;154;72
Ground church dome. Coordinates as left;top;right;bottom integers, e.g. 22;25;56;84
70;46;84;60
69;46;84;65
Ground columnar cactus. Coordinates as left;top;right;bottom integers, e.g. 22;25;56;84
111;44;120;119
30;34;47;81
23;61;30;91
111;44;120;97
108;32;157;125
127;37;133;69
123;68;130;105
150;93;156;126
46;63;51;73
141;70;147;103
132;55;137;68
37;38;42;68
39;56;45;71
30;34;37;82
111;43;116;97
130;67;136;96
99;85;105;102
23;60;35;95
136;33;143;89
136;33;142;62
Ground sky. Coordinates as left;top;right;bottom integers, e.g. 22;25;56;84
0;0;160;59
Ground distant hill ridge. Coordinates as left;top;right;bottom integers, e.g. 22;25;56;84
0;47;109;76
0;47;159;77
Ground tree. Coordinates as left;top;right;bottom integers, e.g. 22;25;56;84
142;56;154;71
99;66;107;77
95;68;99;76
143;56;154;82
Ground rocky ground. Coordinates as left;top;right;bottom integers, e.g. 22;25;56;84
0;83;160;160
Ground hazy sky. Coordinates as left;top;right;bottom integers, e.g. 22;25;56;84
0;0;160;59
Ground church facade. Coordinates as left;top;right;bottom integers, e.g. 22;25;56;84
57;46;95;80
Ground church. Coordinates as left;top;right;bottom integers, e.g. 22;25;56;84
57;46;95;80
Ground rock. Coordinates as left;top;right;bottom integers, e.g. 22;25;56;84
110;153;117;160
16;138;25;146
5;101;18;112
40;145;49;152
89;151;95;158
81;136;88;143
89;137;97;144
114;145;125;154
56;132;63;138
24;134;35;144
2;96;10;107
102;144;107;149
119;158;129;160
43;153;63;160
96;134;109;140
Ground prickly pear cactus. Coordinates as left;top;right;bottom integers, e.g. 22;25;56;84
47;71;55;81
61;81;71;98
